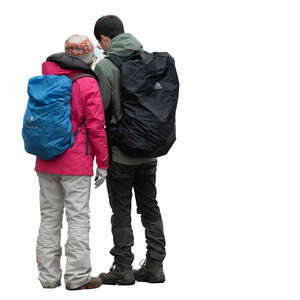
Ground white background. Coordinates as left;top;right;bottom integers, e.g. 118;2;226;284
1;0;300;299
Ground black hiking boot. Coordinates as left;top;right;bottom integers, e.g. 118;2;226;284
134;259;165;283
99;262;135;285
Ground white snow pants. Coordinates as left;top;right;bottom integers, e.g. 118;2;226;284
36;172;92;289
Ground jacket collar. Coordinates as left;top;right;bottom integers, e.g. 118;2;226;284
46;53;98;81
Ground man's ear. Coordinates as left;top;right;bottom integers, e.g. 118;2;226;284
103;36;111;44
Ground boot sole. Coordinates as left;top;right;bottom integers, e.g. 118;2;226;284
66;285;102;290
66;282;102;290
101;280;135;285
135;276;165;283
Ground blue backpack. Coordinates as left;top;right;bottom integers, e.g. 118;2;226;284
22;73;91;160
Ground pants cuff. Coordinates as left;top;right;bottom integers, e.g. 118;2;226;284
65;275;91;289
39;280;61;288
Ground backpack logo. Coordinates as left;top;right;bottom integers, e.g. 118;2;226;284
154;82;163;90
26;116;38;129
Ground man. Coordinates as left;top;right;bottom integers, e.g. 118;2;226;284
94;15;166;285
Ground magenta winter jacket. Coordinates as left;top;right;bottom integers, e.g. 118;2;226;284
35;61;108;175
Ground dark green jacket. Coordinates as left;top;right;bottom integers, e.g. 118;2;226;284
94;33;156;165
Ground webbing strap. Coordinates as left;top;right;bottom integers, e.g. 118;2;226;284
69;73;95;82
105;54;123;70
68;73;92;155
86;129;89;155
73;118;86;137
73;118;89;155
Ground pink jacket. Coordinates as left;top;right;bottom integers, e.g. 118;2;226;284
35;62;108;175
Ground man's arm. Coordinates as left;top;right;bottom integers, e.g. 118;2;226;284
94;61;112;112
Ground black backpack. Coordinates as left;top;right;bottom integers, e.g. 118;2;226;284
106;50;179;158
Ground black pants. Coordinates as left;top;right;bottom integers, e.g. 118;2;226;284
106;160;166;268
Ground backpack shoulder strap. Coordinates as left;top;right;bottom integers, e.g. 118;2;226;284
106;51;142;69
105;54;123;70
68;73;95;82
67;73;94;156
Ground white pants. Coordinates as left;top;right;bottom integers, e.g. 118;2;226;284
36;172;92;289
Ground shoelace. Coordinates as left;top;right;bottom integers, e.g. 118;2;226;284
109;262;116;272
110;260;147;271
139;259;146;268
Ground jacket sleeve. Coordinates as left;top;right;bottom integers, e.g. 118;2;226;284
83;78;108;170
94;59;122;123
94;61;112;112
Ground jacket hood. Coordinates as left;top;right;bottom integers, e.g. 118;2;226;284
106;33;143;58
43;53;98;80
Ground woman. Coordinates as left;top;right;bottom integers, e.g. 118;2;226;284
35;35;108;290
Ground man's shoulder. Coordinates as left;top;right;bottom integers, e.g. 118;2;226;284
94;58;120;82
95;57;117;72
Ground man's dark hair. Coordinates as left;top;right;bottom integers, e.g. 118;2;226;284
94;15;124;41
